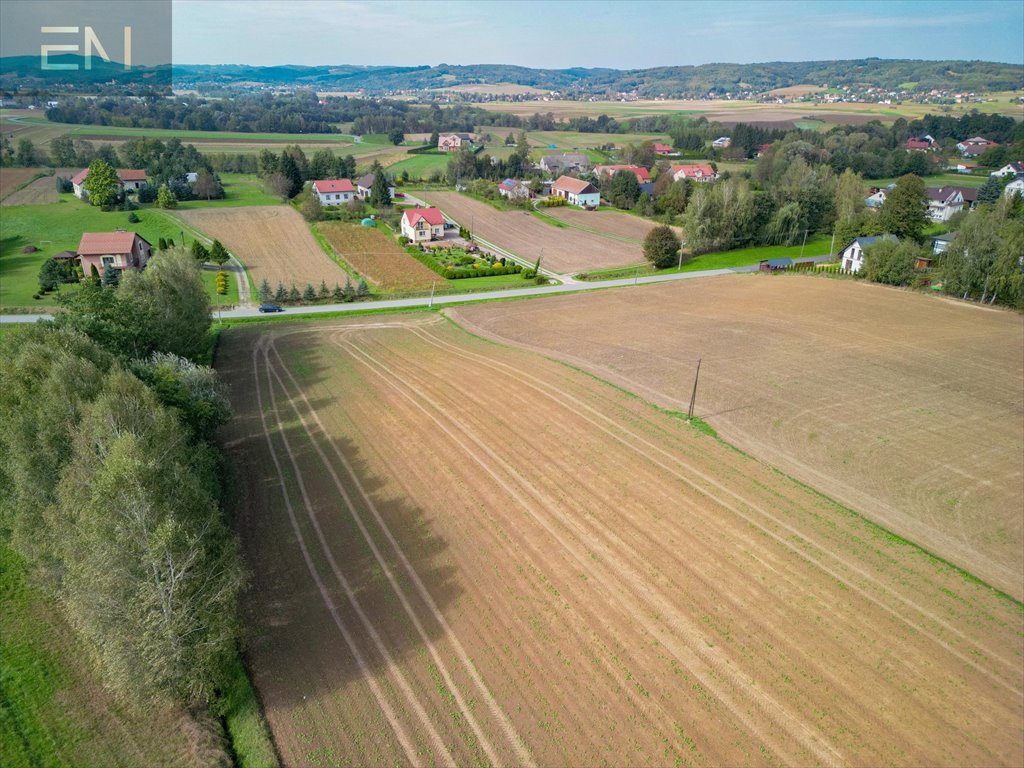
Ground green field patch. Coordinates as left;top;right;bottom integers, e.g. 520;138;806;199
387;153;451;180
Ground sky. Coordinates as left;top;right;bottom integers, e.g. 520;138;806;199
172;0;1024;68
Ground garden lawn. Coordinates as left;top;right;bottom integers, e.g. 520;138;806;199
176;174;282;208
386;153;451;180
0;198;228;309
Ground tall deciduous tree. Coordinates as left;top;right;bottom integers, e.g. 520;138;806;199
83;159;121;207
155;183;178;209
864;238;919;286
878;174;927;242
50;135;77;167
643;225;683;269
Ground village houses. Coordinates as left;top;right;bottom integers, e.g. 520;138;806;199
400;206;446;243
76;231;151;277
438;133;475;152
311;179;355;205
71;168;148;200
670;164;717;183
550;175;601;208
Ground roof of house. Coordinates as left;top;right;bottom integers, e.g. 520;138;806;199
541;153;589;166
76;231;148;255
671;163;716;178
846;234;897;252
52;250;77;260
440;132;474;140
998;161;1024;174
596;165;651;182
71;168;89;185
313;179;354;193
961;136;993;145
117;169;147;182
552;175;598;195
402;207;445;227
653;143;674;152
946;185;977;202
905;138;932;149
498;178;525;190
762;257;792;267
926;187;963;202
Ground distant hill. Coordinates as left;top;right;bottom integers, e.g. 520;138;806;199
2;56;1021;96
172;59;1023;96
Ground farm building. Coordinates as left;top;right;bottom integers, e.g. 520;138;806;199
400;207;446;243
653;143;677;156
712;136;732;149
594;165;651;184
670;164;717;183
905;136;936;151
956;136;997;157
838;234;897;273
540;153;591;174
76;231;151;277
498;178;531;201
356;173;395;201
438;133;475;152
312;178;355;205
71;168;148;199
550;176;600;208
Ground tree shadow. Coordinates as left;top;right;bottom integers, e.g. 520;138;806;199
216;326;463;709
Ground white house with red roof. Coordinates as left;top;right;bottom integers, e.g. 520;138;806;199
550;175;600;207
400;206;446;242
594;165;651;184
991;161;1024;178
71;167;148;199
653;143;677;156
905;137;936;151
312;178;355;205
671;164;718;183
76;231;151;277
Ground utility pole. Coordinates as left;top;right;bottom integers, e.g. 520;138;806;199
829;229;836;259
678;246;684;271
428;280;436;309
635;264;640;285
687;358;702;421
799;229;808;260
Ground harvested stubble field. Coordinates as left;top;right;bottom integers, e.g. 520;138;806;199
318;222;437;292
179;205;347;289
452;275;1024;599
0;167;45;200
417;191;645;273
218;314;1022;767
543;206;683;244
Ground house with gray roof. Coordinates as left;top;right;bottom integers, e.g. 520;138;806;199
838;234;897;274
540;153;591;174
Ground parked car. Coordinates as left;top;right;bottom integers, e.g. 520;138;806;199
258;303;284;313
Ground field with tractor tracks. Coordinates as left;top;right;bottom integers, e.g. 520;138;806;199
416;191;645;273
452;274;1024;599
542;206;683;244
217;313;1023;767
180;205;347;290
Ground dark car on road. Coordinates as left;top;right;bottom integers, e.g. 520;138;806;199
258;303;285;313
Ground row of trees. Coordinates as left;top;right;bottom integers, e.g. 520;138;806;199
0;250;245;709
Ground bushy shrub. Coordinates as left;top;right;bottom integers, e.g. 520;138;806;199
127;211;140;223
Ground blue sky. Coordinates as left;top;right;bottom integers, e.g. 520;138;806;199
173;0;1024;68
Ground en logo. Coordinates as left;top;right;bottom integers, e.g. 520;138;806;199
40;26;132;70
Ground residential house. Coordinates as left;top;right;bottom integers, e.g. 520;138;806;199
540;153;592;174
400;207;445;243
71;168;148;199
76;231;151;277
904;137;935;151
653;143;677;156
550;176;600;208
838;234;897;273
497;178;531;201
594;164;651;184
931;236;953;255
956;136;997;157
670;164;717;183
356;173;395;201
1005;177;1024;199
946;185;978;209
438;133;475;152
712;136;732;149
865;188;888;208
925;187;965;222
312;178;355;205
947;161;979;173
991;161;1024;177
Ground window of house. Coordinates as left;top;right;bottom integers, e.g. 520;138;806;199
101;255;117;268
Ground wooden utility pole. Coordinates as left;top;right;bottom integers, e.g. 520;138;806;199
799;229;809;260
429;280;436;309
687;358;702;421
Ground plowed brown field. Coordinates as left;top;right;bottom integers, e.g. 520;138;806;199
217;314;1023;767
1;168;77;206
452;275;1024;599
0;167;44;201
543;206;683;244
416;191;644;273
318;221;436;291
180;205;346;289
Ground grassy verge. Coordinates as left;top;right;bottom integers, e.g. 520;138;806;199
577;234;833;280
219;655;278;768
176;174;281;209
